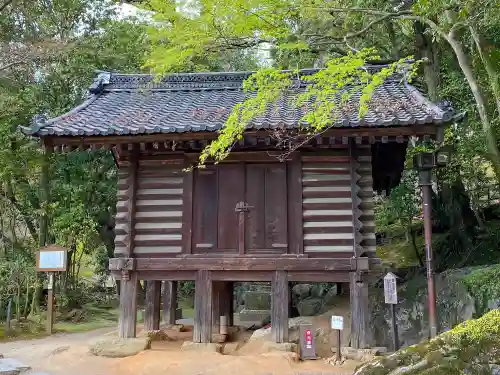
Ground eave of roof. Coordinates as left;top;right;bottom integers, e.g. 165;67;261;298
21;67;460;139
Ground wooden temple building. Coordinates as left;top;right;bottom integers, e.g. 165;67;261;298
23;69;455;348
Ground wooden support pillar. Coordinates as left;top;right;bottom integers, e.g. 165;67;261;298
118;272;138;338
350;272;371;349
144;280;161;331
118;144;139;339
271;270;289;343
222;282;234;326
193;270;212;343
212;281;222;332
163;281;178;325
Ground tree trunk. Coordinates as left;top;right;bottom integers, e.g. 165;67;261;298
414;21;440;101
445;33;500;181
469;25;500;117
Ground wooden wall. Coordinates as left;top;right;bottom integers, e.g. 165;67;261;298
113;147;376;259
301;149;355;255
115;162;185;257
358;147;376;256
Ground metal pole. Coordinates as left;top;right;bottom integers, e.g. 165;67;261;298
47;272;54;334
421;177;438;338
390;304;399;351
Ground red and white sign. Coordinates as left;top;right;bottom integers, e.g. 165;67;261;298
305;329;312;348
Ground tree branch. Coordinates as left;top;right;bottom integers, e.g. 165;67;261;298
0;0;13;13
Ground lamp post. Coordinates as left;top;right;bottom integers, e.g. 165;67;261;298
413;148;450;338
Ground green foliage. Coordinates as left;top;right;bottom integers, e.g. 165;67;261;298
464;265;500;314
198;51;416;166
358;310;500;375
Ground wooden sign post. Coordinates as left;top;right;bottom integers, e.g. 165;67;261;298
384;272;399;351
36;245;68;335
331;315;344;362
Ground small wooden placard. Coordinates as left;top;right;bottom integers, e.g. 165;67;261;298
36;244;68;272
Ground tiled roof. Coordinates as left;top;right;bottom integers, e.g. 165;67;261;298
23;69;455;137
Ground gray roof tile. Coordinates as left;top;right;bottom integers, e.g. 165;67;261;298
23;69;454;137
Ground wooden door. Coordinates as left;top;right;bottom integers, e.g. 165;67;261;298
245;164;288;254
192;163;288;254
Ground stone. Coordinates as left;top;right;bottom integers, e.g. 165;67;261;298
211;333;227;343
323;286;339;306
262;342;297;353
0;358;31;375
297;298;323;316
336;347;387;362
243;291;271;310
238;309;271;327
249;326;272;340
310;284;326;298
167;324;185;332
88;337;151;358
292;284;311;299
49;346;70;356
180;341;222;353
145;330;170;341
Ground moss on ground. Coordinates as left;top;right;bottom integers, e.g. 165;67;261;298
356;310;500;375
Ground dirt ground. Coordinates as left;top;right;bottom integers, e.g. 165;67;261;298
0;325;359;375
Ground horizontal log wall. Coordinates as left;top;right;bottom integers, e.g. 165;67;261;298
301;150;355;255
114;162;185;257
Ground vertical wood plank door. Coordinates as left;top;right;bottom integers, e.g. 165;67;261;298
245;164;288;254
192;162;288;254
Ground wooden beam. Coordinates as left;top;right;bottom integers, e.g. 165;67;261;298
163;281;178;325
193;270;212;343
212;281;223;332
350;272;371;349
144;280;161;331
44;125;441;147
287;153;303;255
126;144;140;258
271;270;289;343
182;162;194;255
118;144;140;339
109;257;358;272
118;271;138;338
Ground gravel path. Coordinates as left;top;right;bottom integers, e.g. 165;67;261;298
0;328;356;375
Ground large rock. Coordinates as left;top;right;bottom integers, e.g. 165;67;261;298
244;291;271;310
355;310;500;375
292;284;312;299
323;285;339;306
88;337;151;358
370;269;476;348
297;297;324;316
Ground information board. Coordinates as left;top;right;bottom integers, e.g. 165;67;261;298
384;272;398;304
331;315;344;330
36;245;68;272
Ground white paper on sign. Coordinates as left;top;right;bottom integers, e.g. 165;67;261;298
384;272;398;304
39;251;65;270
331;315;344;330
